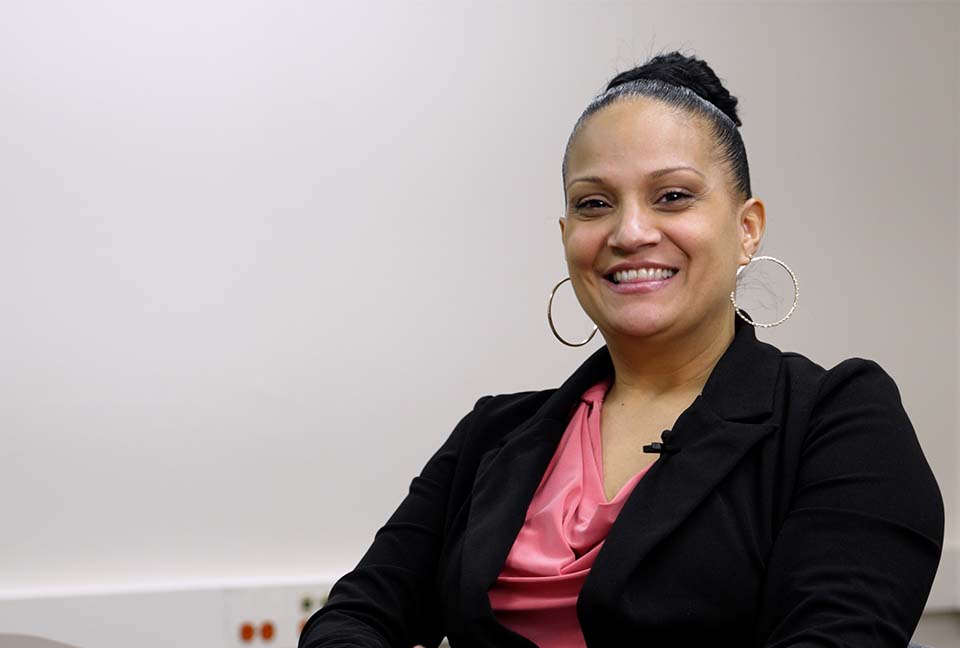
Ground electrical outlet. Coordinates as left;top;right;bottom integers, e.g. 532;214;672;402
223;584;331;648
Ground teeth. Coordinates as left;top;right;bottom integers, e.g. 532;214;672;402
611;267;677;283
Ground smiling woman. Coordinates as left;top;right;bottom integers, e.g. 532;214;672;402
559;96;760;351
299;51;944;648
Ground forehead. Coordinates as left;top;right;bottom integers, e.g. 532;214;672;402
566;98;714;180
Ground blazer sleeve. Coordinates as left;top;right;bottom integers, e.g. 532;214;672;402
299;394;492;648
755;358;945;647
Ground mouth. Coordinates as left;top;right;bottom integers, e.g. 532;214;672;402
604;267;679;285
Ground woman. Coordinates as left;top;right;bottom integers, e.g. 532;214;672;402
300;51;944;647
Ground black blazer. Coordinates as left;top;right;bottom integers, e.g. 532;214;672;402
301;316;945;648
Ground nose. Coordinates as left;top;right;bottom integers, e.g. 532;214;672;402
606;200;662;251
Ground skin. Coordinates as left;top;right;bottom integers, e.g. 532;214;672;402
409;96;766;643
560;96;766;499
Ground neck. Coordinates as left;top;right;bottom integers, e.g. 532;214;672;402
603;312;736;405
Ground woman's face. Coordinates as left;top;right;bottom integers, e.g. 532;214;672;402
560;97;764;342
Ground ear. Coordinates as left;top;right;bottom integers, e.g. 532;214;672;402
558;216;566;241
737;198;766;264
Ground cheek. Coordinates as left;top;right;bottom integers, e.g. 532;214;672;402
563;224;604;266
680;229;739;286
671;218;735;260
660;224;718;276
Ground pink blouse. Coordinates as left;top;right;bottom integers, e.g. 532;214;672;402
486;377;653;647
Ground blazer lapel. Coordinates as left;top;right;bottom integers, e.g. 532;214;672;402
460;345;616;632
459;417;560;630
581;314;783;613
459;313;783;636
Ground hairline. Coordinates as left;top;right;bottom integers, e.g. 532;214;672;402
562;93;736;207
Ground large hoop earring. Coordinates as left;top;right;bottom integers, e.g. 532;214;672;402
730;255;799;327
547;277;599;347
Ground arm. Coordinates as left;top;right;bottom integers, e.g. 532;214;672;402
755;359;944;647
299;395;492;648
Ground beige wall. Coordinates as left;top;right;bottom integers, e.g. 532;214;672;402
1;0;957;626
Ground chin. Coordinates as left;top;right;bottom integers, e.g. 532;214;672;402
605;314;673;339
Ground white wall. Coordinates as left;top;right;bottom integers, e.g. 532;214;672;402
1;0;957;640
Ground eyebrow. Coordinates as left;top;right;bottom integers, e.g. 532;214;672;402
566;165;705;188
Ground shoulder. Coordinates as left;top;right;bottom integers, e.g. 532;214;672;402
469;388;558;429
444;388;561;456
776;349;903;407
816;355;902;395
783;352;922;465
805;357;918;457
803;355;906;417
779;353;944;546
432;389;560;482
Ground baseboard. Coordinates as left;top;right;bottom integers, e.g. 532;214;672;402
0;550;956;648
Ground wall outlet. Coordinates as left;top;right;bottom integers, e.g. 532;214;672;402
223;584;330;648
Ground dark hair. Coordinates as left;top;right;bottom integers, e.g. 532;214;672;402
562;50;751;206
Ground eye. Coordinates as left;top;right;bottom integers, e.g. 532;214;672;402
658;190;693;204
575;198;610;211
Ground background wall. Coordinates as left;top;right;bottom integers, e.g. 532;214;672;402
1;1;957;646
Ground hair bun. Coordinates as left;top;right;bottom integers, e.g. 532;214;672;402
607;51;742;127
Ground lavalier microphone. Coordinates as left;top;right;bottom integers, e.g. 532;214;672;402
643;429;681;455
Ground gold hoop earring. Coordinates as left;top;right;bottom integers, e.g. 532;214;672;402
547;277;598;347
730;255;799;327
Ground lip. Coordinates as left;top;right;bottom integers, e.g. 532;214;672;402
602;271;677;294
604;261;680;275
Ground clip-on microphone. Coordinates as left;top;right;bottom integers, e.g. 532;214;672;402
643;429;681;455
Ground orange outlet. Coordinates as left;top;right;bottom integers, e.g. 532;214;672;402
239;622;255;642
260;621;275;641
